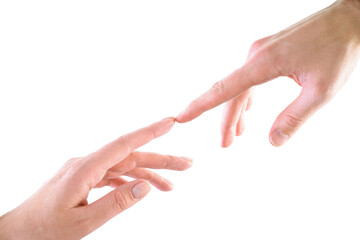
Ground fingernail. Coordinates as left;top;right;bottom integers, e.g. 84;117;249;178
180;157;193;165
270;130;289;147
221;128;235;148
155;117;175;137
131;181;151;199
235;125;245;136
162;116;175;121
176;110;186;122
164;179;174;190
178;157;193;170
161;117;175;124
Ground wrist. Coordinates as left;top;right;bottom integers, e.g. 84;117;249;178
0;214;13;240
339;0;360;9
0;212;28;240
339;0;360;16
336;0;360;46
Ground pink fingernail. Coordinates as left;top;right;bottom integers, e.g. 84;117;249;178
270;130;289;147
162;116;175;121
182;157;193;164
176;110;186;122
221;129;235;148
179;157;193;169
131;181;151;199
163;179;174;191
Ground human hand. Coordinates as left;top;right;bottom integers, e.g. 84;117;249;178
177;0;360;147
0;118;192;240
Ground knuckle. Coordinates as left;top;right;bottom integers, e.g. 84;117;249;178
116;136;133;155
62;157;81;171
126;152;138;169
116;136;127;148
114;190;129;212
255;42;285;76
116;135;125;144
250;39;263;53
52;158;83;183
148;128;157;139
283;112;305;129
257;43;274;57
144;171;154;181
250;36;272;53
211;80;227;101
163;156;170;168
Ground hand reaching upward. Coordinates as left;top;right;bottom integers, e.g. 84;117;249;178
0;118;192;240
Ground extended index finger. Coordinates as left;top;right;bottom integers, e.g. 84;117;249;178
87;117;175;171
176;53;278;123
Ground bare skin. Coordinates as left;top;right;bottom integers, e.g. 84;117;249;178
177;0;360;147
0;118;192;240
1;0;360;239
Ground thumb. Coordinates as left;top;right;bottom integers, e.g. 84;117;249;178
269;87;324;147
83;180;151;233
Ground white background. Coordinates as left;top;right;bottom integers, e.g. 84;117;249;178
1;0;360;239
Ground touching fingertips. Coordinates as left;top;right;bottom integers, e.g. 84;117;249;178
175;110;186;122
176;108;193;123
270;129;289;147
131;181;151;199
162;116;176;124
159;117;176;130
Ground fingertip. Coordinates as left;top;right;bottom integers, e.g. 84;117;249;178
235;124;245;136
162;179;174;191
175;118;184;123
161;116;176;125
221;134;233;148
269;129;289;147
179;157;193;170
155;117;176;137
175;111;188;123
221;125;236;148
269;136;278;147
176;107;199;123
221;143;231;148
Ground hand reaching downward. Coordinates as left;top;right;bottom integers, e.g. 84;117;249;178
177;0;360;147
